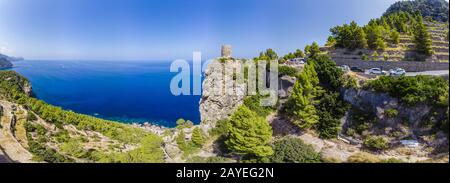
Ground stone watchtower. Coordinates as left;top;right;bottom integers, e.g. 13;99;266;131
221;45;232;58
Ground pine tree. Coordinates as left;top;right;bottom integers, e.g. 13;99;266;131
225;106;273;158
304;45;311;56
191;127;205;147
325;36;336;47
390;29;400;45
285;67;319;129
371;51;380;61
352;21;368;49
176;130;186;149
309;42;321;58
413;18;433;56
294;49;305;58
366;25;387;50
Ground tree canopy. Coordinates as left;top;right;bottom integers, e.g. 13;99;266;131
225;105;273;158
384;0;449;22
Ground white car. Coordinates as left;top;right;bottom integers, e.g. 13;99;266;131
389;68;406;76
368;68;387;75
339;65;350;72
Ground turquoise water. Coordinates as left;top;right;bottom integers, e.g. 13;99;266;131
11;60;201;127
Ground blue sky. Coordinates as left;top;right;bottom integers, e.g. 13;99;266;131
0;0;400;60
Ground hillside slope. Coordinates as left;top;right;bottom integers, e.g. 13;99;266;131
0;70;165;163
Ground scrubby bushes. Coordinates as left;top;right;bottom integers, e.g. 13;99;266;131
347;107;377;136
385;109;399;118
363;135;390;151
243;95;274;118
364;75;449;107
92;134;164;163
271;137;322;163
347;152;381;163
279;65;299;77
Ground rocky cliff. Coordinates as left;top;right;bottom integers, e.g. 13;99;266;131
342;88;447;138
199;59;247;129
343;89;430;125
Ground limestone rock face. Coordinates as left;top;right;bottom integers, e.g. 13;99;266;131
23;83;33;97
341;88;442;133
199;60;246;130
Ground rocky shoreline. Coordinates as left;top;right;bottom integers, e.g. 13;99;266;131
131;122;168;136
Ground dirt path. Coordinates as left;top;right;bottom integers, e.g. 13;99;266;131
0;100;35;163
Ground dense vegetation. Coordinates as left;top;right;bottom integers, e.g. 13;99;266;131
329;10;436;60
384;0;449;22
282;54;350;139
363;75;449;107
254;48;279;61
282;49;304;61
279;65;299;77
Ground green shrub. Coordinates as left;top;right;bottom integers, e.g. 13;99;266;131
191;127;205;147
209;119;229;137
60;138;86;158
24;121;36;132
362;54;369;61
243;95;274;118
271;137;322;163
176;119;194;129
279;65;299;77
346;128;356;137
385;109;399;118
27;112;38;122
54;130;71;143
35;124;47;136
363;135;389;151
380;158;406;163
27;140;74;163
347;152;380;163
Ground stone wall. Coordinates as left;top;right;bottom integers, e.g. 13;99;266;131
334;59;449;72
221;45;232;58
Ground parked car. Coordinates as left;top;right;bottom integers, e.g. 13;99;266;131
291;58;305;64
350;66;364;72
339;65;350;72
368;68;387;75
389;68;406;76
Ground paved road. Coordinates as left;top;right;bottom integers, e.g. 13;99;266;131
405;70;449;77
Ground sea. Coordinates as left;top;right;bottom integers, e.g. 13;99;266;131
9;60;202;127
